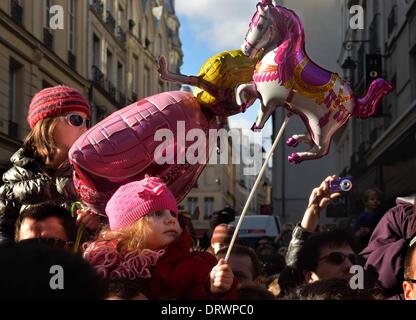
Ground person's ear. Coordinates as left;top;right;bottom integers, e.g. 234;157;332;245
403;281;413;300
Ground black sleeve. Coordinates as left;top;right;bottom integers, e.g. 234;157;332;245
0;184;20;244
285;223;312;268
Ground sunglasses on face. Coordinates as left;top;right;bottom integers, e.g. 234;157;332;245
318;252;356;265
406;279;416;284
64;113;90;128
20;237;74;249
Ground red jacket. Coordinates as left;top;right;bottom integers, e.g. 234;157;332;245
144;231;238;300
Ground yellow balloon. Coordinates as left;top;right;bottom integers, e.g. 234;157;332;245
193;50;257;108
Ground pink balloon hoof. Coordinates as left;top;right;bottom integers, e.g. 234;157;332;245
288;152;302;164
286;137;299;147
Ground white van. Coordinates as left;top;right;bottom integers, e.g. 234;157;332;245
230;215;281;248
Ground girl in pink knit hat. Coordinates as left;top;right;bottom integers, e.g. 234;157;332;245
0;85;100;244
84;176;238;300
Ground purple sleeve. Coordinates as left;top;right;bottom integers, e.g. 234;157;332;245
360;204;414;294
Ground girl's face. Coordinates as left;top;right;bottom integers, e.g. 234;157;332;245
146;209;182;250
52;111;89;150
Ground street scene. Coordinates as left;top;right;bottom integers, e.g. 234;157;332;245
0;0;415;307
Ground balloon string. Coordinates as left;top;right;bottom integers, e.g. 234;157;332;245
224;112;292;263
71;201;86;254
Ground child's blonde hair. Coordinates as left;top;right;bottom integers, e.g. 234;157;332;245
83;215;167;280
23;117;60;165
91;217;152;254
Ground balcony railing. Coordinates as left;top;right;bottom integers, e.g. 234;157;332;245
11;0;23;25
106;10;116;32
43;28;53;50
8;121;18;140
90;0;104;17
116;26;126;45
68;51;76;69
92;65;104;88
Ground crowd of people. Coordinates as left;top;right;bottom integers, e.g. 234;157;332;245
0;85;415;300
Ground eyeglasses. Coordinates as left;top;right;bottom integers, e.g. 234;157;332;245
405;279;416;284
318;252;356;265
64;113;90;128
20;237;74;249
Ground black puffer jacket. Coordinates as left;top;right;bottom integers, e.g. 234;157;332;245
0;148;78;244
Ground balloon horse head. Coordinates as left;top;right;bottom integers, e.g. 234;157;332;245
237;0;393;164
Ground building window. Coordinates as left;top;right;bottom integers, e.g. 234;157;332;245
204;197;214;219
68;0;76;53
188;197;198;215
144;66;150;97
117;62;123;92
93;33;100;67
106;49;113;81
43;0;51;28
132;55;138;97
10;0;24;26
8;59;22;140
106;0;113;14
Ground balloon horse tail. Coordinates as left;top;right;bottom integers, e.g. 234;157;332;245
352;78;394;119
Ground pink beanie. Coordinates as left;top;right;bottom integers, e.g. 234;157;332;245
27;85;91;128
106;176;178;230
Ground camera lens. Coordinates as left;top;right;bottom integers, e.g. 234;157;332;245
340;179;352;192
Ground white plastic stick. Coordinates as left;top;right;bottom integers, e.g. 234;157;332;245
224;113;292;263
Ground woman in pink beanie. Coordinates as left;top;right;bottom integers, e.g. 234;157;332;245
84;176;238;300
0;85;100;244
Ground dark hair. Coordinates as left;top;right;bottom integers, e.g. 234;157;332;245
216;244;261;280
297;230;356;273
107;279;149;300
0;241;106;299
404;241;416;280
259;253;286;277
280;278;374;300
15;202;77;242
237;284;275;300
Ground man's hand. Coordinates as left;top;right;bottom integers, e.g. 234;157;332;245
301;175;341;232
210;258;234;295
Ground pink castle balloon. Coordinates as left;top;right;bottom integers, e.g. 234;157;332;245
69;91;217;215
236;0;393;164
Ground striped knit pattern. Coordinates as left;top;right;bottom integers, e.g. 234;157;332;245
27;85;91;128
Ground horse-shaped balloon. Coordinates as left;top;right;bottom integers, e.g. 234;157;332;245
236;0;393;164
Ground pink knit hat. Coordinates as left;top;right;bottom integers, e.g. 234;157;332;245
27;85;91;128
105;176;178;230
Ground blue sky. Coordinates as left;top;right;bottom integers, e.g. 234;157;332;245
175;0;273;149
